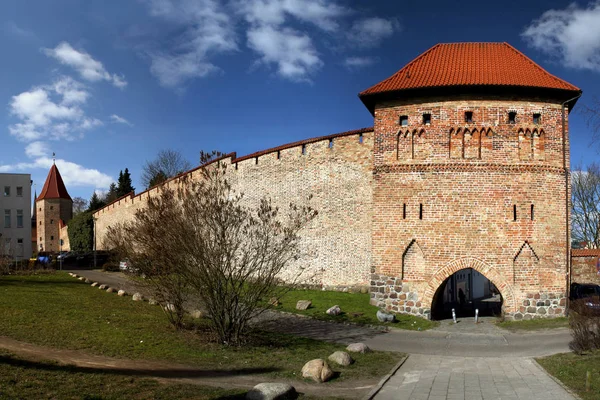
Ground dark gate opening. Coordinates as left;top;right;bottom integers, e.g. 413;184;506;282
431;268;502;320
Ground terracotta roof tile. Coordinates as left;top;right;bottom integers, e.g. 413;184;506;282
572;249;600;257
37;164;72;201
360;42;580;97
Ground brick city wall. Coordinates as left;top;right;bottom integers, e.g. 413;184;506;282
571;249;600;285
94;129;374;288
370;98;570;320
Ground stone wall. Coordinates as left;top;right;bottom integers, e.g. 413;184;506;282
571;249;600;285
37;198;72;253
370;98;570;319
94;128;374;288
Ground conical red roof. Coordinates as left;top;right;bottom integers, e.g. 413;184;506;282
37;164;71;201
359;43;581;112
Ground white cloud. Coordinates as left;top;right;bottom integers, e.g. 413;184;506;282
0;157;113;188
43;42;128;88
8;77;102;141
344;56;376;69
142;0;238;87
522;1;600;71
348;17;399;48
25;141;50;158
247;25;322;81
110;114;133;126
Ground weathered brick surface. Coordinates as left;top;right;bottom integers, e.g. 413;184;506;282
94;131;374;288
571;251;600;285
371;98;570;319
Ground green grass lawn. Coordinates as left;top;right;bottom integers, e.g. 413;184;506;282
0;349;245;400
537;351;600;400
274;288;438;331
0;272;402;383
495;317;569;332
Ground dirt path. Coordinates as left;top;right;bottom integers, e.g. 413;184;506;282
0;335;378;398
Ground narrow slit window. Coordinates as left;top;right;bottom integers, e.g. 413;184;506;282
301;144;306;155
508;111;517;124
328;138;334;149
465;111;473;123
531;204;534;220
276;150;281;159
419;204;423;220
533;113;541;125
255;157;258;165
513;205;517;221
399;115;408;126
423;113;431;125
235;163;238;170
359;133;363;144
403;203;406;219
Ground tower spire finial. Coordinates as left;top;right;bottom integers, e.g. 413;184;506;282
52;152;56;165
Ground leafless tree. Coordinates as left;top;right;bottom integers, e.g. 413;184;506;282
141;149;193;189
72;197;88;215
572;163;600;248
580;98;600;146
105;153;317;344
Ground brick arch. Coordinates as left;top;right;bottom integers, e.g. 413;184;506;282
422;257;517;314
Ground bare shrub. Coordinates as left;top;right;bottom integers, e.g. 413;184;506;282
569;299;600;354
105;154;317;344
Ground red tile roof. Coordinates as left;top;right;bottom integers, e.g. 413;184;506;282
572;249;600;257
37;164;72;201
360;42;580;97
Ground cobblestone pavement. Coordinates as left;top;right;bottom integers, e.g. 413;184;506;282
374;354;575;400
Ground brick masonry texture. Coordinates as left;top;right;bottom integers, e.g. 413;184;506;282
36;198;72;253
571;250;600;285
94;131;374;288
370;97;570;319
92;96;574;320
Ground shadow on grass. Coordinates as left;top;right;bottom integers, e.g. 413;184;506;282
0;354;281;379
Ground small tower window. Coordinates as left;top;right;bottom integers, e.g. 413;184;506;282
531;204;534;220
423;113;431;125
419;204;423;220
50;206;54;210
328;138;334;149
403;203;406;219
533;113;541;125
234;163;238;170
399;115;408;126
255;157;258;165
513;205;517;221
301;144;306;155
508;111;517;124
277;150;281;159
50;236;54;241
359;133;364;144
464;111;473;123
50;219;54;224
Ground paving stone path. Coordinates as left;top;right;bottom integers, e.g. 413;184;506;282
374;354;575;400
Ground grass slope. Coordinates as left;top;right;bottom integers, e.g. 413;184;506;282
537;351;600;400
496;317;569;332
275;289;438;331
0;273;401;382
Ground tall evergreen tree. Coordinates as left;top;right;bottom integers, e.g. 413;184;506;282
117;168;135;197
105;183;118;203
88;192;106;212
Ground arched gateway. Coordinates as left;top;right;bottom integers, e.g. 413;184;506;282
423;258;516;317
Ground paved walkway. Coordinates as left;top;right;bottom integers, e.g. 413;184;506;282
374;355;574;400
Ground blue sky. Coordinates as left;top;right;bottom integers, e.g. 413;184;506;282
0;0;599;202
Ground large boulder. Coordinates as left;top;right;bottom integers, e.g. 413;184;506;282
84;279;91;284
346;343;371;354
296;300;312;310
328;351;353;366
376;310;395;323
106;287;115;293
91;282;99;287
301;359;334;383
326;305;341;316
117;290;127;297
246;383;297;400
132;293;143;301
99;284;108;290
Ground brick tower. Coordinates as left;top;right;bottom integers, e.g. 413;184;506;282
360;43;582;320
36;162;72;252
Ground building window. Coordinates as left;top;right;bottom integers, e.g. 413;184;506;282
50;219;54;225
16;187;23;197
39;207;41;212
533;113;541;125
403;203;406;219
50;236;54;241
255;157;258;165
508;112;517;124
513;205;517;221
419;204;423;220
423;113;431;125
328;138;334;149
277;150;281;159
16;239;23;257
3;186;9;196
301;144;306;155
531;204;534;220
399;115;408;126
17;210;23;228
39;221;42;226
50;206;54;210
465;111;473;123
234;163;238;170
4;210;10;228
359;133;364;144
39;237;42;242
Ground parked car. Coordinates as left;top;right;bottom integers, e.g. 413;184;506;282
570;283;600;315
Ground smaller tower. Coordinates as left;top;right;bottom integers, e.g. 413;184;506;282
36;163;72;252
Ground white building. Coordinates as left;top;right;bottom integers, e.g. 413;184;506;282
0;174;32;261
